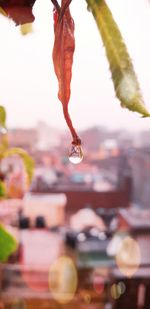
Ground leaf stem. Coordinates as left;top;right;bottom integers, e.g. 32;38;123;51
63;105;81;145
59;0;73;21
51;0;61;13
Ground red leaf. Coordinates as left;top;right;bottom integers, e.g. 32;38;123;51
0;0;36;25
52;0;81;145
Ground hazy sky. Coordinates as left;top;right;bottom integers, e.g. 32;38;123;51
0;0;150;132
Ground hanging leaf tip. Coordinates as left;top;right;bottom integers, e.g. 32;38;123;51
52;0;81;146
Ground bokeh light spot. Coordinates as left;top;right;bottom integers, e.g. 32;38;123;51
118;281;126;295
115;236;141;277
49;256;78;304
111;284;121;300
83;293;91;304
11;299;26;309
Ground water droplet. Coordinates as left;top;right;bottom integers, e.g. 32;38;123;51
69;144;83;164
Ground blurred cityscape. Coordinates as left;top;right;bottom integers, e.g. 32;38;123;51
1;123;150;308
6;122;150;209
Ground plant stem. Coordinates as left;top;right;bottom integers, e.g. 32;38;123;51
51;0;61;13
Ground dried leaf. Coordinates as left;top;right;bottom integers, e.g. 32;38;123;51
53;0;81;145
0;0;36;25
86;0;150;117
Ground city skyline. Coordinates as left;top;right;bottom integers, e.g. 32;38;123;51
0;0;150;132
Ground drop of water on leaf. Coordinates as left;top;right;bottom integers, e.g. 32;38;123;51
69;144;83;164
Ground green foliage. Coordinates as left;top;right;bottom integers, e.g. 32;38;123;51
0;105;6;128
0;224;18;262
86;0;150;117
0;106;34;185
0;106;34;262
0;180;6;198
2;148;34;184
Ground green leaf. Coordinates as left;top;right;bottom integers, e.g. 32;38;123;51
2;148;34;184
86;0;150;117
0;224;17;262
0;105;6;128
0;180;6;198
